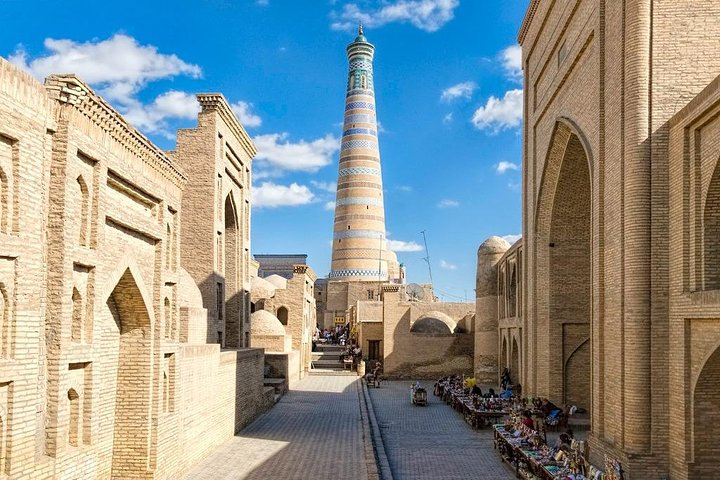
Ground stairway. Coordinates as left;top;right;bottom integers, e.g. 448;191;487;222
310;344;355;375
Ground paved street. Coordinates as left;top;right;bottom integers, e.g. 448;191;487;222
181;375;367;480
368;380;515;480
182;376;514;480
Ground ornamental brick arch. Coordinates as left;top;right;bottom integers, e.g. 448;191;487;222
534;119;593;413
105;267;154;479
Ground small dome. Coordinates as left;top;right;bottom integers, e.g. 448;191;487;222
264;274;288;289
478;236;512;255
411;311;456;334
250;310;286;336
251;276;277;298
355;24;368;43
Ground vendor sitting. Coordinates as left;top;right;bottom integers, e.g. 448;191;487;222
471;384;483;396
521;410;535;430
540;398;561;416
553;430;573;451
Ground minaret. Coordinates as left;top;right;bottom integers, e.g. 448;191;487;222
330;25;388;282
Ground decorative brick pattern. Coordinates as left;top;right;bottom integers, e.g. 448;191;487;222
501;2;720;478
0;58;271;479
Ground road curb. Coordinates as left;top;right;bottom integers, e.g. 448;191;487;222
358;379;394;480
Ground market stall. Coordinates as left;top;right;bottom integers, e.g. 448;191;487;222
493;415;621;480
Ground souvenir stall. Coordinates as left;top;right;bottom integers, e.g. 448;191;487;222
493;413;620;480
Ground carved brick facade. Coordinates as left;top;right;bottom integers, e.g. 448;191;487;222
0;58;271;479
475;2;720;478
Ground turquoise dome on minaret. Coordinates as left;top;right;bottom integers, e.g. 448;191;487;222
354;24;368;43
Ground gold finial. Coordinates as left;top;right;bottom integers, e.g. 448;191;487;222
358;23;364;36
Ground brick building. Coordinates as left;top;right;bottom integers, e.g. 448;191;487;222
0;58;271;479
475;1;720;478
250;255;317;385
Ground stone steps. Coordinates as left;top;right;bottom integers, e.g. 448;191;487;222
308;368;357;376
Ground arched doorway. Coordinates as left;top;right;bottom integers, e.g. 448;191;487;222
224;194;240;347
500;336;508;384
277;306;289;326
107;269;153;478
536;121;592;411
511;336;520;387
692;345;720;477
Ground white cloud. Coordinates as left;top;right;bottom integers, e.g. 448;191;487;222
331;0;459;33
231;101;262;128
253;133;340;172
437;199;459;208
471;88;523;133
324;201;336;211
10;34;201;105
443;112;454;124
387;239;423;252
256;0;269;5
252;182;315;208
501;45;522;81
441;81;477;102
440;259;457;270
123;90;199;137
396;185;413;192
311;180;337;193
501;234;522;245
496;161;519;174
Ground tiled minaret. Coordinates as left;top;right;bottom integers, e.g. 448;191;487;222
330;25;388;282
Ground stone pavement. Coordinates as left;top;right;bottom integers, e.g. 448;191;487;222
180;375;367;480
368;380;515;480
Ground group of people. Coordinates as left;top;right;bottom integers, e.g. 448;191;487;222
519;396;569;431
312;323;351;349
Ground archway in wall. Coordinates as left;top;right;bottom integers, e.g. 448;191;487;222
536;122;592;412
509;265;517;318
277;306;289;326
224;194;240;347
511;336;520;387
704;159;720;289
108;269;153;478
692;345;720;477
500;336;508;382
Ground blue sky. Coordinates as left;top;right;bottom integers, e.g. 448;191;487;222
2;0;528;301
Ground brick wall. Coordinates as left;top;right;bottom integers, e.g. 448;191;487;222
518;1;720;477
0;58;270;479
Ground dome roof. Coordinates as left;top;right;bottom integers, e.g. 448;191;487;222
250;310;286;336
410;311;456;334
251;276;277;298
178;268;203;309
264;274;288;289
478;236;512;255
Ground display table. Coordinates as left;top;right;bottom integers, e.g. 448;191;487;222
493;424;609;480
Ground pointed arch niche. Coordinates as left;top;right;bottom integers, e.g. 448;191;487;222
224;193;240;347
534;120;593;412
106;268;153;478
